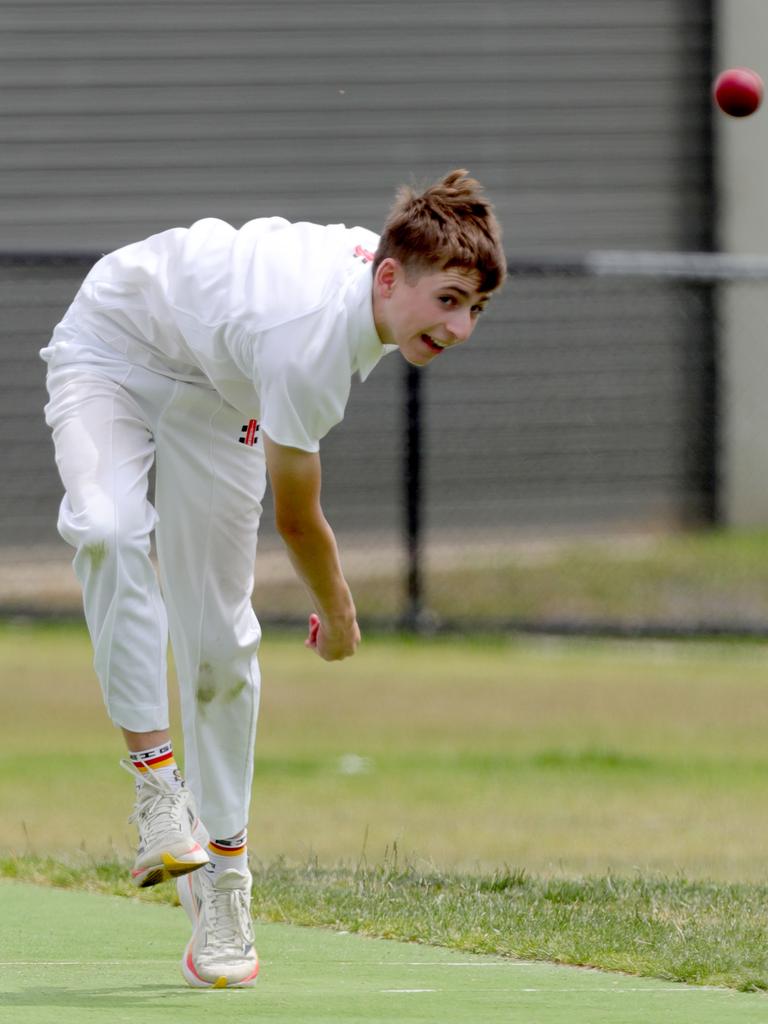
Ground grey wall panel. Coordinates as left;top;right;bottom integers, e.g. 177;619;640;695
1;0;715;556
2;0;712;251
1;265;84;546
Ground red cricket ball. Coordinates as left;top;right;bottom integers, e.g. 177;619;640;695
713;67;764;117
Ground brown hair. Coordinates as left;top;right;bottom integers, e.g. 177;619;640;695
373;169;506;293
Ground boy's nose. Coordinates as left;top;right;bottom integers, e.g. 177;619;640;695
447;309;474;344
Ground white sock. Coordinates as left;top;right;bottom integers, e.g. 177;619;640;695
129;742;183;791
207;828;248;876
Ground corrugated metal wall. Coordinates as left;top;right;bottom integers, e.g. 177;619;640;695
2;0;714;556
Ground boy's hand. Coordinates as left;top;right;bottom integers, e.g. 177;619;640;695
305;612;360;660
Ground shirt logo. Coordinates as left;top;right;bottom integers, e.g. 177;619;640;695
238;419;260;446
353;244;375;264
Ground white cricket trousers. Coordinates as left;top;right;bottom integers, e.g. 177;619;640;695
44;349;267;840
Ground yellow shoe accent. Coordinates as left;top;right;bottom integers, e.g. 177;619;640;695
161;849;206;877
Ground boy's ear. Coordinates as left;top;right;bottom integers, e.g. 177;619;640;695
374;257;400;297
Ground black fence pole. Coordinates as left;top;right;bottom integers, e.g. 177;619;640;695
402;362;424;629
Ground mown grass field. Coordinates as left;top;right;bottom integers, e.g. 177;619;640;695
5;619;768;989
3;620;768;879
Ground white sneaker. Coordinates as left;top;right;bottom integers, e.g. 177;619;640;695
178;865;259;988
121;759;209;888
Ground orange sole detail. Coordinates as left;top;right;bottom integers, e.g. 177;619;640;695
182;948;259;989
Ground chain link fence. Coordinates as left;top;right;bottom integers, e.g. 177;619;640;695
4;250;768;635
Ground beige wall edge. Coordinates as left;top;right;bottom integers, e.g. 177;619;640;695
717;0;768;525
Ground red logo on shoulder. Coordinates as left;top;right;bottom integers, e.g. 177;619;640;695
354;244;375;264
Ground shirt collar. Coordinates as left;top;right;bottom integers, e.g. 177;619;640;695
344;262;398;381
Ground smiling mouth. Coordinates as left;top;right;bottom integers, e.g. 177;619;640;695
421;334;446;353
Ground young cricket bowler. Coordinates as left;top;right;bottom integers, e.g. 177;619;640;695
41;169;506;988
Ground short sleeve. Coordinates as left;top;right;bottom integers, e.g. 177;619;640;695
255;312;353;452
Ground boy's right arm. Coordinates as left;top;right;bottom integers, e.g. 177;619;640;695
263;433;360;661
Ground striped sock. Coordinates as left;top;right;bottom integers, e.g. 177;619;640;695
208;828;248;876
129;742;183;791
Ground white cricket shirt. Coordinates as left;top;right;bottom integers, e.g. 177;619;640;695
42;217;397;452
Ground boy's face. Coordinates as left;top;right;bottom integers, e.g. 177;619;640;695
372;259;490;366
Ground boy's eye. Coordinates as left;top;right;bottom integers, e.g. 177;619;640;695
438;295;456;306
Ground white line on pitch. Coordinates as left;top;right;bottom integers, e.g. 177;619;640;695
0;960;165;966
381;989;438;994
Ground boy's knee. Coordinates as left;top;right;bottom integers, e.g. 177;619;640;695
58;496;153;564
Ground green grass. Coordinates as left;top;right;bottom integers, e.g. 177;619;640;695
5;619;768;991
4;853;768;992
248;862;768;992
4;621;768;876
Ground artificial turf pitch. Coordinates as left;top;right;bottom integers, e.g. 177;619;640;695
1;880;765;1024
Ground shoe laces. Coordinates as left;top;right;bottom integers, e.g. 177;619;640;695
199;872;254;959
121;759;191;843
